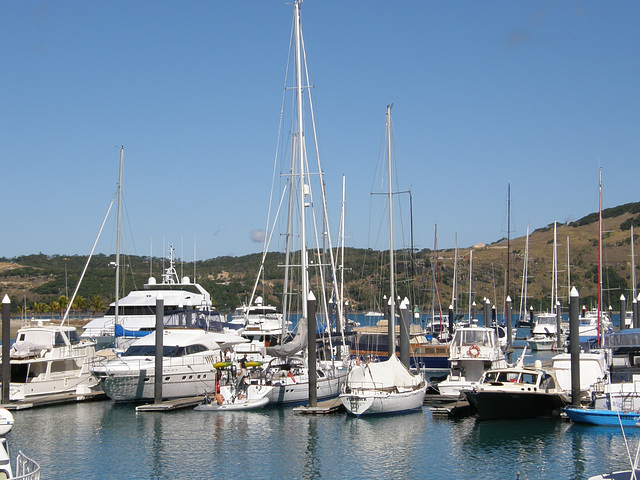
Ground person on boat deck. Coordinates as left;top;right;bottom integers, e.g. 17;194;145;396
239;354;248;376
225;349;231;362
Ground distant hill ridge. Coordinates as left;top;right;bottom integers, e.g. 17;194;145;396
1;202;639;316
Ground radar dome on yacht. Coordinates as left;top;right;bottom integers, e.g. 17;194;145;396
148;277;157;285
0;409;14;436
182;276;190;284
255;296;264;306
534;360;542;369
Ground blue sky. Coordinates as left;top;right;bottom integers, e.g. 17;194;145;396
2;1;639;262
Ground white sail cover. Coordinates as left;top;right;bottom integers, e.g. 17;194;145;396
347;355;422;390
264;317;308;358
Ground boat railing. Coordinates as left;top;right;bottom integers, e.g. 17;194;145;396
92;354;220;372
14;451;40;480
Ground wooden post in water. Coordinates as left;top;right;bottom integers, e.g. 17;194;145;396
307;290;317;407
570;287;581;407
2;295;10;404
154;294;164;404
529;306;534;334
333;298;342;361
483;299;490;328
399;298;410;368
620;295;626;331
556;301;562;350
609;305;613;332
344;301;350;331
387;296;395;357
506;296;513;363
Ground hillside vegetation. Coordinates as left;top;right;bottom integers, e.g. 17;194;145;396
1;202;639;318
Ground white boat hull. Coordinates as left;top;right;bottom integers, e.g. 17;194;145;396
195;396;269;411
266;374;344;405
7;370;99;401
4;326;100;402
99;370;217;402
526;338;555;351
340;383;427;416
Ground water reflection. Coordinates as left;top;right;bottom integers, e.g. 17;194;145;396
7;401;640;480
340;410;428;478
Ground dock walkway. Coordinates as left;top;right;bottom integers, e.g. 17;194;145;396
293;397;344;414
1;391;107;410
135;396;205;412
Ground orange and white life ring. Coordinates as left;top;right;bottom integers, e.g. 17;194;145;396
468;345;481;357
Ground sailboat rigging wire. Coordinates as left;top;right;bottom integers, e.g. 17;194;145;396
61;190;117;326
299;28;344;333
249;185;289;309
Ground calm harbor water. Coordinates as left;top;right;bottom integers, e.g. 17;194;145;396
6;394;638;480
3;325;632;479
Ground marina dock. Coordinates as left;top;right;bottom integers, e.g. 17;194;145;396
1;391;107;410
135;395;205;412
292;397;345;414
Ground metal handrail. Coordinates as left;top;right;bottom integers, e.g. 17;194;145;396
14;451;40;480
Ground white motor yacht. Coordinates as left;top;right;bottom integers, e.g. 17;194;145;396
2;321;99;401
90;329;247;402
437;326;507;398
229;297;291;361
82;248;217;349
578;308;613;337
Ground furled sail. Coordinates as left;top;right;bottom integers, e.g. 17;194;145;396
264;317;308;358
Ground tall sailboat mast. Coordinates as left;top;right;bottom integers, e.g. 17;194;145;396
294;1;308;320
552;221;558;312
506;181;511;312
597;168;603;345
452;233;458;315
386;105;396;356
339;175;346;327
114;146;124;330
519;224;530;321
567;236;571;304
632;225;637;301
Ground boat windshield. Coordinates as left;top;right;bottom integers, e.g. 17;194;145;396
484;371;538;384
536;316;555;325
122;344;211;357
453;329;494;347
67;330;81;345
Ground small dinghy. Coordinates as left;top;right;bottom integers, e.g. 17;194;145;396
194;376;272;412
195;395;270;412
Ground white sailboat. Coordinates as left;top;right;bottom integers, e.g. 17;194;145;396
580;169;613;341
241;1;344;405
526;221;566;351
340;106;427;416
